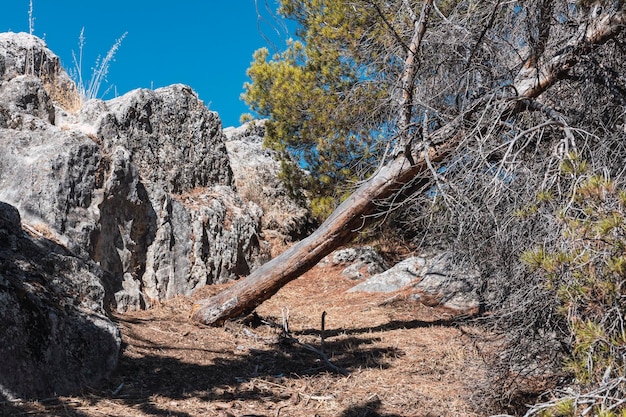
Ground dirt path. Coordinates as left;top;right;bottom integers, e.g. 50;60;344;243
2;263;490;417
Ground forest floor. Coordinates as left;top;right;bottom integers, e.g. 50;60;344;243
2;257;505;417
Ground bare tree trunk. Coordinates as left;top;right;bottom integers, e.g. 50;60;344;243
191;142;454;325
191;7;626;326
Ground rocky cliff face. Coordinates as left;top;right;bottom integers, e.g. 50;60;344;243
0;32;271;313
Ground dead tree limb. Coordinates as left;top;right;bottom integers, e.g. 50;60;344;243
191;7;626;326
396;0;433;163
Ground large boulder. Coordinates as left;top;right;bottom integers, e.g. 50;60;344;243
0;201;120;399
348;253;480;315
0;32;269;312
224;120;314;247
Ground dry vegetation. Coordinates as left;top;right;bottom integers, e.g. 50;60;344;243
1;261;497;417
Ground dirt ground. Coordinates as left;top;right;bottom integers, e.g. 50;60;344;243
1;261;495;417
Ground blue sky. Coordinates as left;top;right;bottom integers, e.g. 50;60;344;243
0;1;292;128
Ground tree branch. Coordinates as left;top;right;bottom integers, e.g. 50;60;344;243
396;0;434;163
515;8;626;100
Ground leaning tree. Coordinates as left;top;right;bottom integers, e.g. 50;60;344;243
194;2;626;412
193;0;626;338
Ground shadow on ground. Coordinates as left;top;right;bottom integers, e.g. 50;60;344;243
339;399;404;417
297;317;460;338
0;317;436;416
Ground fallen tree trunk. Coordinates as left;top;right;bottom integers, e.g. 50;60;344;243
191;141;454;325
191;6;626;326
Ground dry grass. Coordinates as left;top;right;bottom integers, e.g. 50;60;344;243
40;61;82;114
1;262;494;417
22;222;64;246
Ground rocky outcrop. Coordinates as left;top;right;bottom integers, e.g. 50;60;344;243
80;86;268;310
0;32;268;312
93;85;233;194
0;201;120;399
0;32;80;112
224;121;314;247
0;31;280;398
348;253;480;315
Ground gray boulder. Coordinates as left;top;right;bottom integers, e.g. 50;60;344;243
0;201;120;399
349;253;480;315
347;256;429;292
319;246;389;280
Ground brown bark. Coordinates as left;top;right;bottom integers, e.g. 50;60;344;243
191;7;626;326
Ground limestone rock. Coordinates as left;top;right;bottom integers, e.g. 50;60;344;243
0;117;104;259
0;32;56;82
347;256;428;292
96;85;233;194
0;32;268;312
0;32;80;112
224;120;314;244
349;253;480;315
406;253;480;315
81;88;267;310
319;246;389;280
0;75;54;123
0;201;120;399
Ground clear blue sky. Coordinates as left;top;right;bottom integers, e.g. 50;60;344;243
0;1;293;128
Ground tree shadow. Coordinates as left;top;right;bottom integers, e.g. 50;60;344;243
338;398;404;417
1;319;411;416
0;396;92;417
0;308;462;416
296;317;460;338
319;336;405;371
111;332;402;399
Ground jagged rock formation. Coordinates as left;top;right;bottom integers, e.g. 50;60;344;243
348;253;480;315
224;121;314;249
0;201;120;399
0;31;269;314
78;86;268;310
